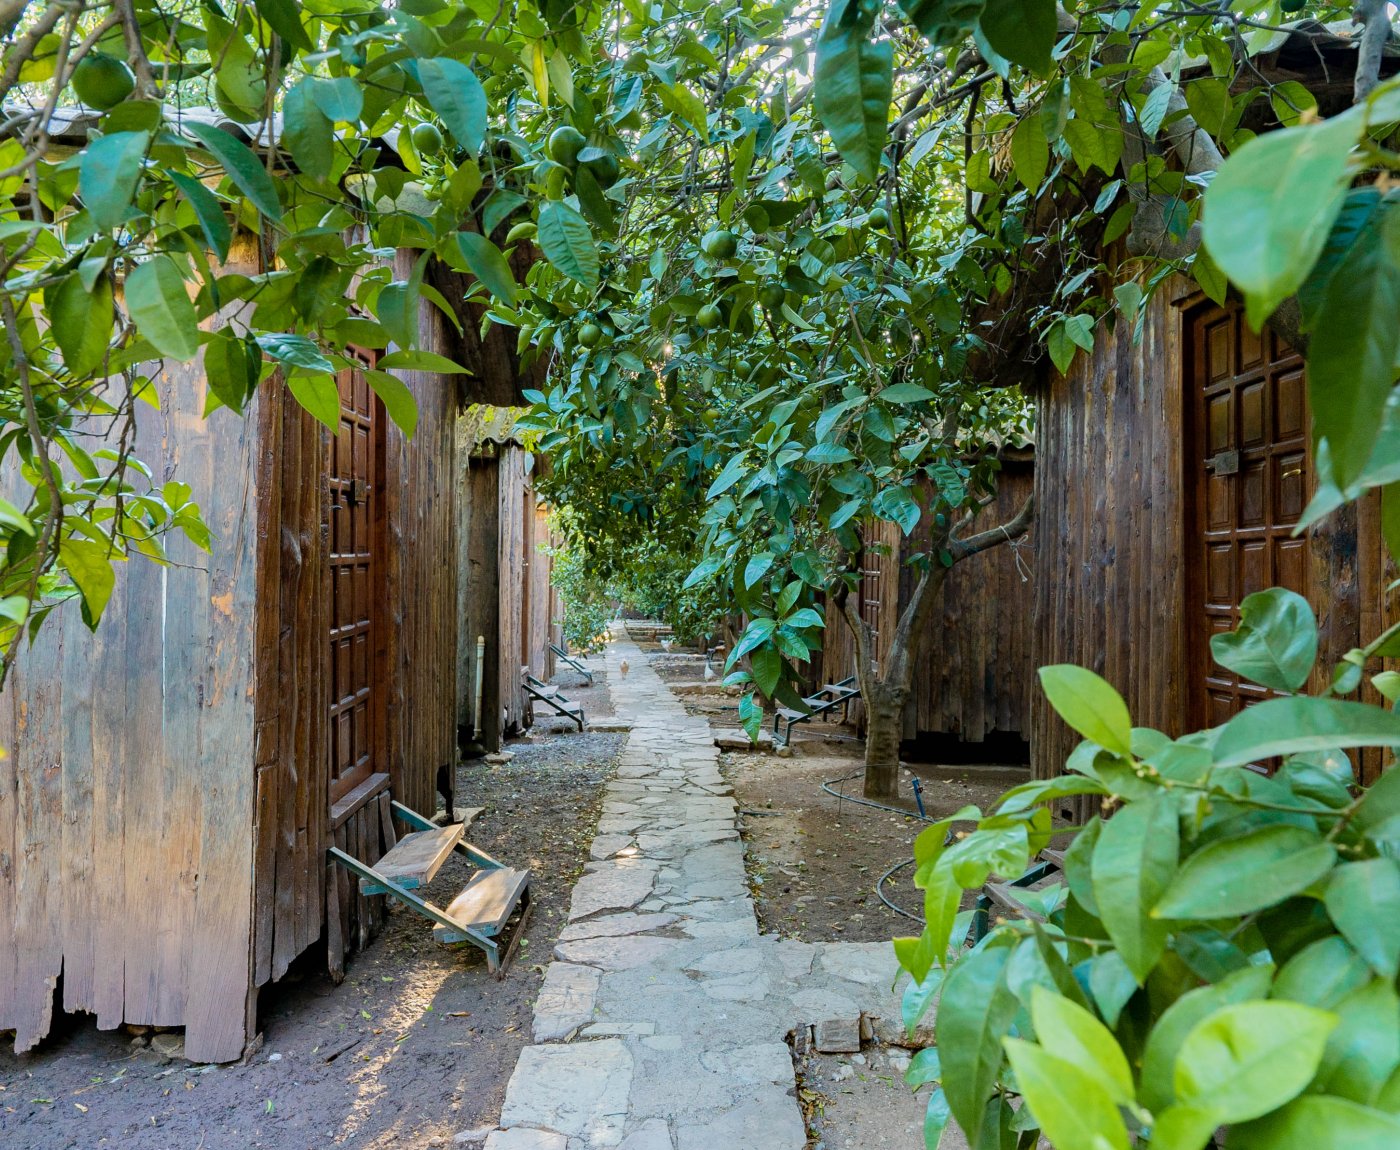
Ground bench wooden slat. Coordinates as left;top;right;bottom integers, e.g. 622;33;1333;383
360;823;462;894
435;867;531;941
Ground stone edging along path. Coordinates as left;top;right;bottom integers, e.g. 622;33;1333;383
480;625;902;1150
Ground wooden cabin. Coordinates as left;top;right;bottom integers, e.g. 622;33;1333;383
0;239;540;1062
1031;292;1396;787
820;452;1037;758
455;413;556;755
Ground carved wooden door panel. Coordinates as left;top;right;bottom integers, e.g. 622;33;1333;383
327;362;385;803
1189;302;1309;727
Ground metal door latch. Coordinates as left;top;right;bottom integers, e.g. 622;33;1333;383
1206;449;1240;476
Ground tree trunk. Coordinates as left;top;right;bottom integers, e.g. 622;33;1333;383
863;679;908;800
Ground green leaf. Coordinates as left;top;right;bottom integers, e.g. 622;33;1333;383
738;691;763;742
1274;936;1374;1009
186;122;282;221
286;373;340;432
1202;110;1361;326
537;201;599;288
45;272;113;377
750;646;782;697
255;333;332;373
814;1;894;182
1213;697;1400;768
282;79;334;183
1325;859;1400;980
1140;963;1274;1112
1091;792;1177;982
457;232;518;306
880;381;937;404
977;0;1056;76
1009;114;1048;189
1002;1039;1130;1150
1307;204;1400;488
1232;1095;1400;1150
126;256;199;361
377;281;420;352
937;945;1017;1142
1063;117;1122;175
204;329;260;414
365;369;419;437
1210;587;1318;692
1027;985;1133;1104
168;171;231;261
254;0;311;51
707;452;749;499
657;82;710;142
923;1087;951;1150
79;131;148;232
417;59;488;154
1173;1001;1337;1124
1153;825;1336;919
1037;665;1132;756
903;968;944;1037
1317;979;1400;1105
61;538;117;628
1047;320;1076;375
376;350;467;374
311;77;363;124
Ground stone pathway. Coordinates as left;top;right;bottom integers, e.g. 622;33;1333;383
481;625;905;1150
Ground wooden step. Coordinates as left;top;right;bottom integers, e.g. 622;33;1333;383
434;867;531;942
360;823;463;895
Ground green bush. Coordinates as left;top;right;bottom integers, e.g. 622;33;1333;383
897;587;1400;1150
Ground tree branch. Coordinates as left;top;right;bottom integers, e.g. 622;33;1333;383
950;492;1035;560
1354;0;1391;103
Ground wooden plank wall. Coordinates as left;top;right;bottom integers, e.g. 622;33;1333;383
903;461;1036;743
1031;295;1188;783
818;471;1035;747
382;267;460;816
457;449;500;750
497;447;530;735
530;502;555;679
0;242;263;1062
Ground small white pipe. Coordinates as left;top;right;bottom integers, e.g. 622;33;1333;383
473;634;486;740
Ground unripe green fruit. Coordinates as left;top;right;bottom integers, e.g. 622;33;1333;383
734;359;753;378
548;125;587;168
759;283;786;310
577;322;603;348
868;206;890;229
695;303;723;330
72;54;135;110
582;150;621;187
701;229;739;259
411;122;444;154
504;221;538;244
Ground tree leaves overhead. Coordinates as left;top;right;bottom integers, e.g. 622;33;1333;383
79;131;149;232
814;0;894;182
537;201;599;288
978;0;1057;76
185;122;283;222
417;59;488;154
126;256;200;362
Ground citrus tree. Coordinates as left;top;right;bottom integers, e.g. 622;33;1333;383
0;0;624;682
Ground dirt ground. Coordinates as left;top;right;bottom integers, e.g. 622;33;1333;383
0;668;620;1150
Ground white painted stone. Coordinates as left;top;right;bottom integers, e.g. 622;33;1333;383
532;963;601;1043
500;1041;633;1147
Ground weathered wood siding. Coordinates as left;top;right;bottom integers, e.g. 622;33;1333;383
529;502;555;679
457;450;500;750
497;447;530;735
903;461;1036;743
0;327;261;1064
819;465;1036;746
1032;295;1188;784
1032;293;1395;786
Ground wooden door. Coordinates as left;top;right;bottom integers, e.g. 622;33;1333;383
327;362;386;803
1188;303;1310;727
